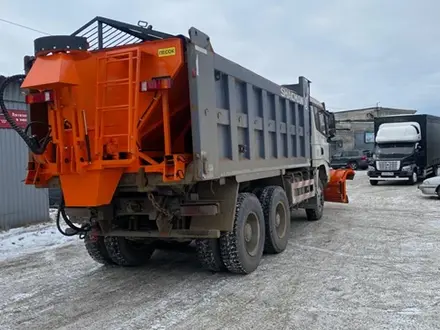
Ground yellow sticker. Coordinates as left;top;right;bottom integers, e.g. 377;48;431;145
158;47;176;57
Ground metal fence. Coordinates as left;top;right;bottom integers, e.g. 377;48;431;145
0;77;49;230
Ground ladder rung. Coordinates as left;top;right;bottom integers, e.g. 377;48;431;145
102;134;129;138
98;105;129;111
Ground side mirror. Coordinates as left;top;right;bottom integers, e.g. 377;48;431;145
327;112;336;138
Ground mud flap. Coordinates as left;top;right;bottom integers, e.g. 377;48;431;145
323;168;355;203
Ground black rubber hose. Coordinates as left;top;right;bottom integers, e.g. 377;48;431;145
56;195;91;237
0;75;43;152
56;204;79;237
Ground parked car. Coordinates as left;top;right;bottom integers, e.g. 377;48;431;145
330;150;370;170
418;175;440;197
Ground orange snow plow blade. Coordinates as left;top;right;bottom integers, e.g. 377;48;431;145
324;168;356;203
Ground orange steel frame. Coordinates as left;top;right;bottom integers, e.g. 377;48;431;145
21;38;192;207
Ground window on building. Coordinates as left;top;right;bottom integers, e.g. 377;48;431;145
364;132;374;143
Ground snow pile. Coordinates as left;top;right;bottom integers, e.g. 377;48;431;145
0;209;77;262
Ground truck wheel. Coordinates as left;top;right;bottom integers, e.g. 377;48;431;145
84;231;115;265
195;238;226;272
369;180;378;186
305;180;324;221
408;171;418;185
104;236;155;267
259;186;291;254
220;193;265;274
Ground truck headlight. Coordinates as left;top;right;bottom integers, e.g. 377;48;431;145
402;165;412;172
368;165;375;171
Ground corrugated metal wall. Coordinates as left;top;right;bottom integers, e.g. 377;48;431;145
0;78;49;230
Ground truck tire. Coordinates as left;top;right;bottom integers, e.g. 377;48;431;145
369;180;378;186
104;236;155;267
305;180;324;221
195;238;226;272
220;192;265;274
408;171;418;185
84;231;115;265
259;186;291;254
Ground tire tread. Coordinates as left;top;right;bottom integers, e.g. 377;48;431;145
220;193;264;274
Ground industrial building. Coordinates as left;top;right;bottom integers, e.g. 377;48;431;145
0;75;49;230
331;106;417;155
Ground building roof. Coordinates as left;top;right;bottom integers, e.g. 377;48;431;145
334;106;417;114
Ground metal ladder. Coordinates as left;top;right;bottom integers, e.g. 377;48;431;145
95;48;139;165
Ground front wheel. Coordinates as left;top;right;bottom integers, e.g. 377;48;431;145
408;171;418;185
305;180;324;221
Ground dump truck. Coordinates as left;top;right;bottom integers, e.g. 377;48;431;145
368;114;440;185
0;17;354;274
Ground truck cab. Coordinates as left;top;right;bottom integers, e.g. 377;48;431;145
368;121;421;185
310;97;335;179
280;87;336;186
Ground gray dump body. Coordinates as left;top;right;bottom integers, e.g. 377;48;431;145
186;29;312;182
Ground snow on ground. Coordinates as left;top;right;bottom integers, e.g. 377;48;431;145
1;171;440;330
0;209;77;262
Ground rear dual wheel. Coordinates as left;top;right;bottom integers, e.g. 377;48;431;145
195;238;226;272
305;180;325;221
259;186;291;254
84;231;115;265
104;236;156;267
220;193;266;274
84;225;156;267
214;188;290;275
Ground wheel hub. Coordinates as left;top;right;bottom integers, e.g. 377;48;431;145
245;223;253;242
244;212;260;257
316;184;323;209
275;213;281;227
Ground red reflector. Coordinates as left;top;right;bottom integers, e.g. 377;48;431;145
26;91;54;104
361;155;367;160
140;78;172;92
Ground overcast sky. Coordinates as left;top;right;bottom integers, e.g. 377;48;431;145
1;0;439;114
